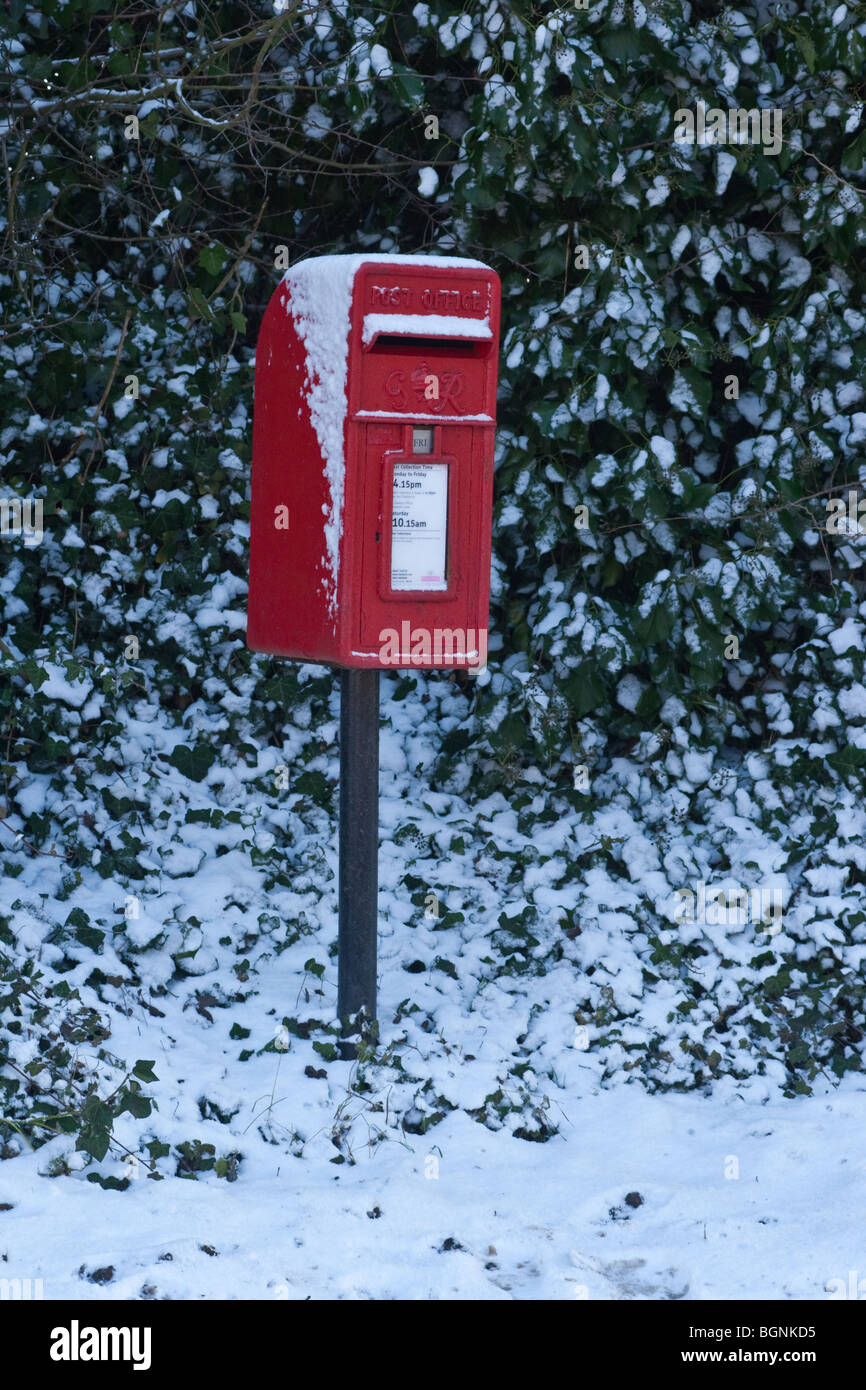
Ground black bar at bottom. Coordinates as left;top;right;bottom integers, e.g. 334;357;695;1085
337;668;379;1039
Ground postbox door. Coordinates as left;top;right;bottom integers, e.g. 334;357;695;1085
352;421;492;663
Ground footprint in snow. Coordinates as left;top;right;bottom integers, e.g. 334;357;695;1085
568;1249;690;1300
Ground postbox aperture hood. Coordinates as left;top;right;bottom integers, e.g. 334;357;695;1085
281;253;493;622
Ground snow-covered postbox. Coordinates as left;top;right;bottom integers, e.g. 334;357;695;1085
246;254;500;670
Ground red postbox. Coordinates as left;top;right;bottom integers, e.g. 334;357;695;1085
247;253;500;669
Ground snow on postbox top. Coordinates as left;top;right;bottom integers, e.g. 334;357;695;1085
247;253;500;670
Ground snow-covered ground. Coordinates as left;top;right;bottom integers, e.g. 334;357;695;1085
3;669;866;1301
3;1074;865;1300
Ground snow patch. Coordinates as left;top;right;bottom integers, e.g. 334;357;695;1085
282;254;492;620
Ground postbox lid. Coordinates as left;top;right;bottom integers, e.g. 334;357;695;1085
279;253;496;624
361;312;494;347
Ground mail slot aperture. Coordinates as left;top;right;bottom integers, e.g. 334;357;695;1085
365;333;485;357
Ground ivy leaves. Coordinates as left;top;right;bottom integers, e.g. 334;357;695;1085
77;1063;157;1162
169;742;217;784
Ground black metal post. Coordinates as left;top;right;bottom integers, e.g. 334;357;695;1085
337;668;379;1045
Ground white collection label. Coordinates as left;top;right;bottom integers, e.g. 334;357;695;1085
391;462;448;590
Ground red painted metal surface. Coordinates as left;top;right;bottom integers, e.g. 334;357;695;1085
247;256;500;668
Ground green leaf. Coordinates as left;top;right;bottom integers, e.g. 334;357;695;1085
497;713;527;750
598;29;644;62
87;1173;130;1191
828;745;866;773
764;971;791;1000
118;1088;152;1119
133;1060;158;1083
77;1096;113;1161
391;64;425;106
188;286;214;322
786;1040;810;1068
75;924;105;951
463;184;499;210
198;241;228;276
842;126;866;172
791;27;816;74
433;956;458;978
674;366;711;417
294;770;329;802
22;658;48;691
562;665;606;718
169;743;216;783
